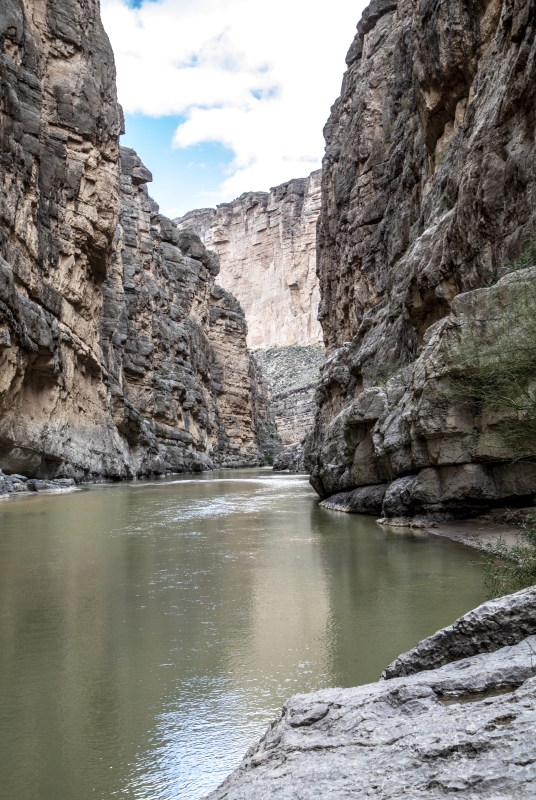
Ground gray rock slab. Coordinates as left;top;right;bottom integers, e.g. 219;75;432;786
206;637;536;799
383;586;536;679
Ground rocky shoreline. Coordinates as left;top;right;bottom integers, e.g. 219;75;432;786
205;587;536;799
0;469;76;498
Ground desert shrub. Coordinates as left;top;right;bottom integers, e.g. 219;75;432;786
452;240;536;458
483;513;536;598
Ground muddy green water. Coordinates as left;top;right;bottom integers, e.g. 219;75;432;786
0;469;486;800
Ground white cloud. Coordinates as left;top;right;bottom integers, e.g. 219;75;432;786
101;0;367;203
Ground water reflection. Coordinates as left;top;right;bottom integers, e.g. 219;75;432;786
0;470;486;800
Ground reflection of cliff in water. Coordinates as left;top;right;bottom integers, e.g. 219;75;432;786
308;502;486;687
0;473;485;800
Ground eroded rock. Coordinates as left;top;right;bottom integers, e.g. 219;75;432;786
205;634;536;799
0;2;263;479
310;0;536;517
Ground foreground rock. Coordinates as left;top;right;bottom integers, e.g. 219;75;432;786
310;0;536;517
206;589;536;799
175;173;323;349
0;2;263;479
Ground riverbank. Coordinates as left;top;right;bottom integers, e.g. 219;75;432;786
424;507;536;551
0;470;77;499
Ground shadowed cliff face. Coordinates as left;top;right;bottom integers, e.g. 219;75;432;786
0;1;263;478
0;0;123;477
318;0;535;358
311;0;536;513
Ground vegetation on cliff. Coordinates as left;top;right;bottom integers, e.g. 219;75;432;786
484;517;536;598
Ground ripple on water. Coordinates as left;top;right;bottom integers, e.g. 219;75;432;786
0;469;487;800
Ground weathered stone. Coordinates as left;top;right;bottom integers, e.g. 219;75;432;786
313;269;536;515
0;0;264;479
175;173;323;349
310;0;536;518
320;483;387;514
205;634;536;799
252;346;325;457
382;585;536;679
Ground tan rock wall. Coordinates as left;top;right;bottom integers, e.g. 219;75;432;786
0;0;263;478
175;172;323;349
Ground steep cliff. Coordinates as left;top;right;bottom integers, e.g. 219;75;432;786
0;0;124;477
252;346;325;447
310;0;536;516
101;148;264;476
0;1;262;478
175;172;323;349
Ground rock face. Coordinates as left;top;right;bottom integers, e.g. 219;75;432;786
0;0;123;478
383;585;536;678
100;148;263;476
175;172;323;349
0;468;75;496
252;345;325;447
0;1;263;478
313;267;536;516
206;590;536;799
310;0;536;515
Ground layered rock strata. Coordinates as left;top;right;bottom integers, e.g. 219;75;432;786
253;345;325;445
315;268;536;517
101;148;263;476
310;0;536;516
206;589;536;799
175;172;323;349
0;1;263;478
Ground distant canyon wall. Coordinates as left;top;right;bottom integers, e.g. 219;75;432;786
252;345;325;455
0;0;262;478
310;0;536;516
175;172;324;350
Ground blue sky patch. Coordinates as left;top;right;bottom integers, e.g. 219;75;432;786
122;113;235;217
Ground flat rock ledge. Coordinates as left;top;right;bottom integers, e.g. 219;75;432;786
0;470;76;499
206;589;536;799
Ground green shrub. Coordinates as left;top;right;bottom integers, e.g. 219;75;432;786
483;512;536;598
452;242;536;459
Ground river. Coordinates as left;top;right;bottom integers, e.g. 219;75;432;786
0;469;486;800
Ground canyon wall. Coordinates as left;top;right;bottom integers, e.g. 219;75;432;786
310;0;536;517
175;172;323;350
0;0;262;478
252;345;324;463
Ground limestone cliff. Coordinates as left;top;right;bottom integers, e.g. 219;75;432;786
175;172;323;349
101;148;264;476
0;0;262;478
252;346;325;448
310;0;536;516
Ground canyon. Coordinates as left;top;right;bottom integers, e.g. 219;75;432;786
1;0;536;797
0;0;263;479
177;175;326;464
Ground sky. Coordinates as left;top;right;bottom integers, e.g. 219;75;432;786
101;0;368;217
